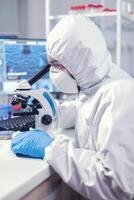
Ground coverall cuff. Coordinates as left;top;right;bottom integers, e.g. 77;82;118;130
44;135;70;163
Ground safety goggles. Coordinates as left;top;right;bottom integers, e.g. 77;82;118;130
49;60;64;70
49;60;75;80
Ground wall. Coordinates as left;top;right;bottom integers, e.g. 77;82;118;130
24;0;46;39
0;0;19;36
0;0;46;39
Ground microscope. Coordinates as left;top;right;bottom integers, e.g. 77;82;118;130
0;64;58;132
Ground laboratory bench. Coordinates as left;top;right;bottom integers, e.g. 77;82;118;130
0;128;75;200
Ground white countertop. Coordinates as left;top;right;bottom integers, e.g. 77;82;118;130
0;128;74;200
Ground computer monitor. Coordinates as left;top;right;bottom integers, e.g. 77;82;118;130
1;39;54;92
5;40;48;80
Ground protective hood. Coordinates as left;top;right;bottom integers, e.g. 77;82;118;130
46;14;112;95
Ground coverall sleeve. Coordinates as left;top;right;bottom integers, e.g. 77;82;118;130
57;100;77;129
45;82;134;200
45;135;118;200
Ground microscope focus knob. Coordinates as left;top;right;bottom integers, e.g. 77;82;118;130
41;114;52;126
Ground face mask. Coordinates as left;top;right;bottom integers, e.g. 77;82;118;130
49;66;78;94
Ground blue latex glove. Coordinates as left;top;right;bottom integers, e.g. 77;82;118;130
11;129;53;159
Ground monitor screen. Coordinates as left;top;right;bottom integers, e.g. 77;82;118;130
5;40;49;80
0;39;55;92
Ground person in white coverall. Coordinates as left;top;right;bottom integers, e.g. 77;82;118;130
11;15;134;200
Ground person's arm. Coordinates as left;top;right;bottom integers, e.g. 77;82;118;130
57;100;77;129
45;82;134;200
45;135;117;200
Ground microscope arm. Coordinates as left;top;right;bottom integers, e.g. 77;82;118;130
28;64;50;86
15;64;51;90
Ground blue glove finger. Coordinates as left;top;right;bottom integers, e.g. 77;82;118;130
11;132;30;155
11;132;27;148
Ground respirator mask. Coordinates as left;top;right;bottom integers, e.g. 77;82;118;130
49;65;78;94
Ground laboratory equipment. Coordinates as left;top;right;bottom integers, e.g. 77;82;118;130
0;39;55;92
69;4;105;14
0;104;12;120
0;64;58;140
10;64;57;131
0;115;35;131
5;40;48;80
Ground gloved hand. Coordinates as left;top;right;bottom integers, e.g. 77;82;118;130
11;129;53;159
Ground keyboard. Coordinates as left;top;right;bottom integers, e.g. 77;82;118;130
0;115;35;131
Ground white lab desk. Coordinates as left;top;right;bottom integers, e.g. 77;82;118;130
0;129;74;200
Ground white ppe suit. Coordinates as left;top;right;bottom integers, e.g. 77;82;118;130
45;15;134;200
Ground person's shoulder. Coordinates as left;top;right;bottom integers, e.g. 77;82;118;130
101;78;134;100
107;78;134;91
